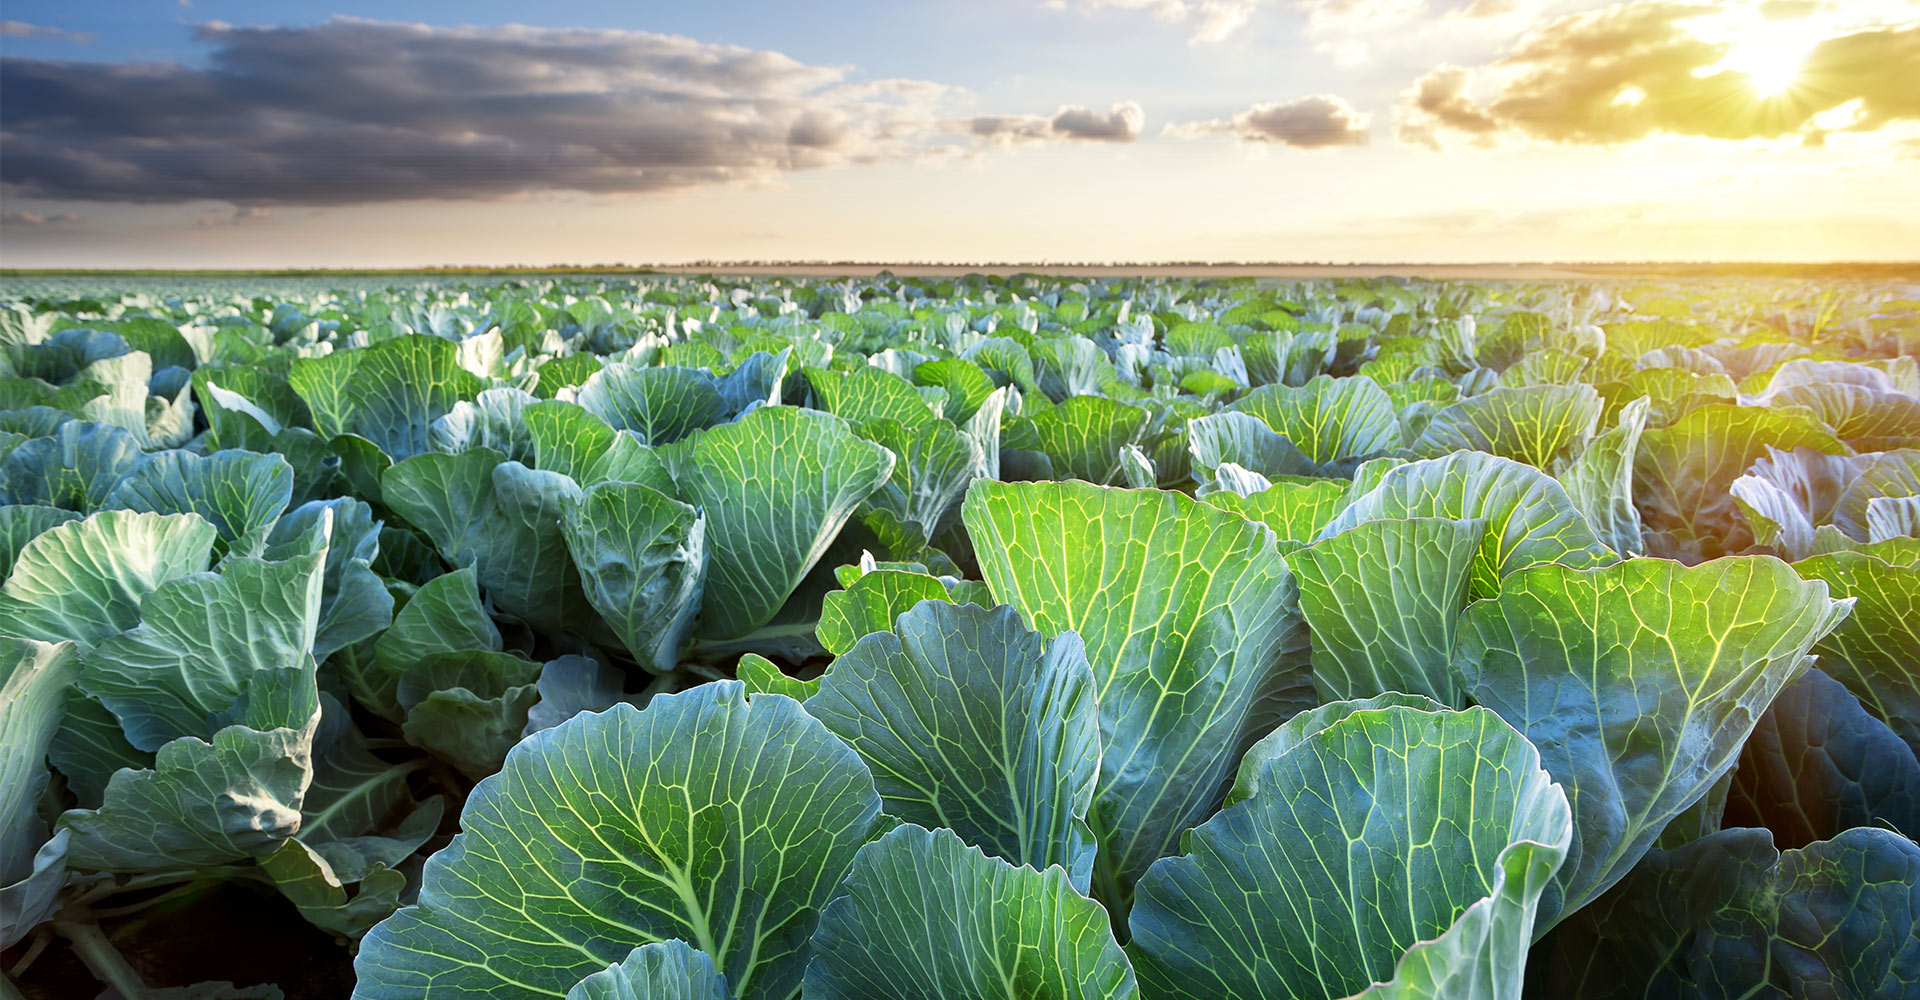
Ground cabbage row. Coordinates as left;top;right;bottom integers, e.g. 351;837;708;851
1;274;1917;999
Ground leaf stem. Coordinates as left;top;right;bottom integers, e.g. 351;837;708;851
53;919;148;1000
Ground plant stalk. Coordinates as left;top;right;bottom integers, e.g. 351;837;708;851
53;919;148;1000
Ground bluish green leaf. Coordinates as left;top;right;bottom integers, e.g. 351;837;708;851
290;334;486;461
815;569;953;657
1635;404;1847;561
805;825;1136;1000
1792;549;1920;758
1725;666;1920;848
661;406;894;643
0;504;81;580
963;479;1311;912
0;510;218;651
1229;375;1399;467
1322;451;1616;601
809;601;1100;883
576;364;728;446
81;546;326;750
353;683;883;1000
1291;517;1482;706
562;481;706;672
107;449;294;559
566;941;728;1000
0;420;148;510
1129;703;1571;1000
1455;555;1851;928
1415;384;1604;469
0;638;78;887
1536;826;1920;1000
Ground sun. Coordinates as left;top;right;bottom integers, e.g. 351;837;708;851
1691;14;1821;98
1720;25;1818;96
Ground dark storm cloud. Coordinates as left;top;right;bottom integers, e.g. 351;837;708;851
1399;1;1920;148
967;102;1145;145
0;18;972;204
1170;95;1371;148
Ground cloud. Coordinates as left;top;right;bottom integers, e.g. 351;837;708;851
1;21;97;41
1397;65;1501;148
1398;0;1920;148
0;211;81;226
3;18;1119;205
1169;95;1372;147
967;102;1146;144
1050;0;1272;44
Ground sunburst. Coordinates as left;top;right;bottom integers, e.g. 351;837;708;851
1692;13;1821;98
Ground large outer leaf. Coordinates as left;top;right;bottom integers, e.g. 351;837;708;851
0;510;218;651
1454;556;1851;929
806;365;943;430
355;566;501;720
562;481;707;673
1290;517;1482;706
963;480;1311;911
1832;449;1920;542
1013;395;1149;485
566;942;729;1000
814;569;952;656
1791;550;1920;757
526;400;620;481
1536;827;1920;1000
808;602;1101;884
0;505;79;589
576;364;727;446
1414;383;1604;468
1556;395;1649;557
804;824;1137;1000
105;449;294;558
353;683;883;1000
59;689;321;872
1725;666;1920;849
81;547;326;750
1128;703;1571;1000
1198;478;1351;551
1765;382;1920;451
266;497;393;660
0;638;77;885
1634;404;1846;561
383;448;591;634
291;334;485;461
1319;451;1616;601
0;419;147;510
1229;375;1400;466
662;406;894;642
1183;412;1316;484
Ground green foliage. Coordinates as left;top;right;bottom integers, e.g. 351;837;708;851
3;273;1913;999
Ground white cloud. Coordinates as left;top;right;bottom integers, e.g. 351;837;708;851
1;20;97;41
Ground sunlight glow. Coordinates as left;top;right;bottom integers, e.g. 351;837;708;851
1690;13;1822;97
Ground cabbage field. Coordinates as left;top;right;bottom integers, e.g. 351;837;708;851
1;273;1917;999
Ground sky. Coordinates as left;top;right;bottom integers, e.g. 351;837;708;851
0;0;1916;266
